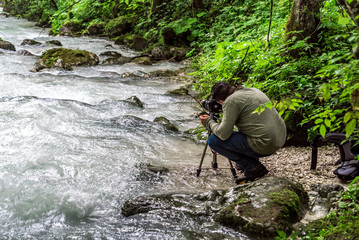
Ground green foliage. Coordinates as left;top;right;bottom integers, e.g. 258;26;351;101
192;0;359;143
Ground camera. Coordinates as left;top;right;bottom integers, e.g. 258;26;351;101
201;99;222;114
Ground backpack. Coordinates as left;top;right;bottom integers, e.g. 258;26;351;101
311;133;359;181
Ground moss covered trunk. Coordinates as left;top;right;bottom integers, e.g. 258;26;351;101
284;0;322;57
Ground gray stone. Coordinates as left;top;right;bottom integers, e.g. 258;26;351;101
0;38;15;51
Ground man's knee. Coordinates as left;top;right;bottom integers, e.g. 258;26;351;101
208;134;221;150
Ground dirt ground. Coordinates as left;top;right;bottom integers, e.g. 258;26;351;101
260;145;348;191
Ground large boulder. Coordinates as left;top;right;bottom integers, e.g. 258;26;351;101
0;38;16;51
33;48;99;71
121;176;309;238
213;176;309;237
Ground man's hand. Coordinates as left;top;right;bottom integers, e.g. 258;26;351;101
199;114;210;127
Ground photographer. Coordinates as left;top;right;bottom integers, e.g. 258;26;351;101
199;82;287;183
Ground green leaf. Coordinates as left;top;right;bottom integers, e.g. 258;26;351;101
324;119;331;128
345;119;357;137
315;118;323;124
197;12;206;18
338;16;351;25
344;112;352;123
320;124;327;138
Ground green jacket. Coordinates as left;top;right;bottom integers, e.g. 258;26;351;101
205;87;287;155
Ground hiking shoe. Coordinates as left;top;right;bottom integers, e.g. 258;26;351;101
235;164;269;184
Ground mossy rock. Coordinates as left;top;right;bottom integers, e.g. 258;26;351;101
131;36;148;51
99;51;123;58
213;176;308;237
86;22;105;36
124;96;144;108
166;87;189;96
169;47;189;61
153;116;179;131
102;56;133;65
34;48;99;71
17;50;35;56
20;39;41;46
147;69;177;78
45;40;62;46
151;46;171;60
105;16;132;38
0;38;16;51
59;21;83;36
131;57;152;65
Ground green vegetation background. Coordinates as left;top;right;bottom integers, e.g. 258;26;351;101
2;0;359;239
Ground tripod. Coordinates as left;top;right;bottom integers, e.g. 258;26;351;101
196;129;238;179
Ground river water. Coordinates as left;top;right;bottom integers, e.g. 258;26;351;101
0;8;247;240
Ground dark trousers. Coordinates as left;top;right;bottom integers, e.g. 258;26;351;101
208;131;269;171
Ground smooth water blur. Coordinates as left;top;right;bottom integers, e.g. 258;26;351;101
0;8;246;239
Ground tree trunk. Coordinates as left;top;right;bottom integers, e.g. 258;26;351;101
336;0;359;58
192;0;204;10
284;0;322;57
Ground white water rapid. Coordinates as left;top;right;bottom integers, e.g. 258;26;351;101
0;8;247;239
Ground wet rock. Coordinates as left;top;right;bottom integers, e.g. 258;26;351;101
147;69;177;78
169;47;189;61
59;21;83;36
153;117;179;131
310;183;344;199
213;176;308;237
121;71;149;78
46;40;62;46
131;35;148;51
17;50;35;56
102;56;133;65
0;38;16;51
122;176;308;238
33;48;99;72
21;39;41;46
151;46;170;60
136;164;169;182
105;16;132;38
99;51;122;58
124;96;144;108
166;87;189;96
122;194;173;217
131;56;152;65
86;23;105;36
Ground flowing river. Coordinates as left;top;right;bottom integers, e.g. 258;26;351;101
0;8;247;240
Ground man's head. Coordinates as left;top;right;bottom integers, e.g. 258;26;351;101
211;81;235;102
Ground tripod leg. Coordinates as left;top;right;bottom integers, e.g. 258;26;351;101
196;130;212;177
227;159;237;179
212;153;218;169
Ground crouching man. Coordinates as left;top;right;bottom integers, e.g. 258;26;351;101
199;82;287;183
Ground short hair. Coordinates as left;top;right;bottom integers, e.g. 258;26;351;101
211;81;233;101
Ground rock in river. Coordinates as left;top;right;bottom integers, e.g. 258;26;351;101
33;48;99;71
121;176;309;239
